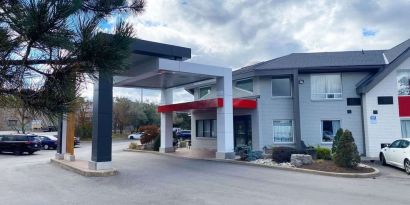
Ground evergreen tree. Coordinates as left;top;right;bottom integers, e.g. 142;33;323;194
0;0;145;117
332;128;344;153
334;129;361;168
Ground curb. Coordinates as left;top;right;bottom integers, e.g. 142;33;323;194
124;149;380;178
50;158;118;177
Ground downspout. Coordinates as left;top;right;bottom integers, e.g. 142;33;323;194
360;94;367;156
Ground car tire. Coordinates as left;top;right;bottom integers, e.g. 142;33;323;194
380;153;387;166
405;159;410;175
130;136;134;140
28;151;34;155
44;145;49;150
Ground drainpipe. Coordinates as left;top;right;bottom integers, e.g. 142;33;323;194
360;94;367;156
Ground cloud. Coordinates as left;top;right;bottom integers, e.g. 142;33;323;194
83;0;410;103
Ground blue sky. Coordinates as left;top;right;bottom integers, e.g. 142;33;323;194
82;0;410;103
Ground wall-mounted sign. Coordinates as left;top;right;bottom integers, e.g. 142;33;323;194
370;115;377;124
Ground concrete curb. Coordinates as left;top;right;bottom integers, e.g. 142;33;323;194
50;158;118;177
124;149;380;178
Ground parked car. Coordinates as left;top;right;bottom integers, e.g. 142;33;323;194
0;134;42;155
74;137;80;147
128;132;143;140
176;130;191;140
38;135;58;150
380;138;410;174
42;126;57;132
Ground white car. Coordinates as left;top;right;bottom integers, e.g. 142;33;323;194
380;138;410;174
128;132;143;140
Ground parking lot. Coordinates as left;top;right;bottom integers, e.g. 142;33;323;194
0;139;410;205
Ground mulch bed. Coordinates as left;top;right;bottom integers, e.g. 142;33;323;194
300;160;375;173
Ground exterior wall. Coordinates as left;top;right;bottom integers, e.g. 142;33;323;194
299;72;368;154
190;110;217;150
256;76;294;149
363;57;410;157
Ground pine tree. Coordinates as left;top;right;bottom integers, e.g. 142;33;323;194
0;0;145;118
334;129;361;168
332;128;344;153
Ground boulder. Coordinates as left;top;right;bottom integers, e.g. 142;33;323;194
290;154;313;167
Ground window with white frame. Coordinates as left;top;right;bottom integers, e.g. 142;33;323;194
321;120;341;143
272;78;291;97
198;87;211;98
273;120;294;143
235;78;253;92
311;74;342;100
196;119;217;138
401;120;410;138
397;70;410;96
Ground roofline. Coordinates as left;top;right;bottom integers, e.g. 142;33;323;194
357;47;410;94
130;39;191;61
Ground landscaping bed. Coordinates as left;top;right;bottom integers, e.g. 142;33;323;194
300;160;375;173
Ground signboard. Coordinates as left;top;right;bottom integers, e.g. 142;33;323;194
370;115;377;124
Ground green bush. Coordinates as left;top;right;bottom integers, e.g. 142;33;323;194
179;141;187;148
153;136;160;151
315;147;332;160
333;129;361;168
235;145;263;161
332;128;344;153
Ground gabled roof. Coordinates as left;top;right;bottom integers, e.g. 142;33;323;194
234;38;410;94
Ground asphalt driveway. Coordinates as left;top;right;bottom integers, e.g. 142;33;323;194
0;141;410;205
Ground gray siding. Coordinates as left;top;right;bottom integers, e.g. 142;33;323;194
256;76;294;149
298;72;368;154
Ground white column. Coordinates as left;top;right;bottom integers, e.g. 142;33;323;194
55;116;67;160
216;73;235;159
160;88;174;153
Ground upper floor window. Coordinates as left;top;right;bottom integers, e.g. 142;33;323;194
198;87;211;98
272;78;291;97
397;70;410;96
311;74;342;100
235;78;253;92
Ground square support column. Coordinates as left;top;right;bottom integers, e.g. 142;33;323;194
89;72;113;170
292;70;302;150
160;88;174;153
216;75;235;159
55;115;66;160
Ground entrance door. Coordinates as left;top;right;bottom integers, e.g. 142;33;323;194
234;115;252;148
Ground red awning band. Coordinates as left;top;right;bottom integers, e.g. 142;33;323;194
157;98;256;113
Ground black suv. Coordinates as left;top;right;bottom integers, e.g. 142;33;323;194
0;134;42;155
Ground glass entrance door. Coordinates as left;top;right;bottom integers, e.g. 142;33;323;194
234;115;252;148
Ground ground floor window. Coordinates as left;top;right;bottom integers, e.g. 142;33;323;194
196;119;216;138
401;120;410;138
273;120;293;143
321;120;341;142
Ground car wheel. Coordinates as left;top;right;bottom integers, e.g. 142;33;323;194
28;151;34;155
405;159;410;175
44;144;49;150
380;153;387;166
130;136;134;140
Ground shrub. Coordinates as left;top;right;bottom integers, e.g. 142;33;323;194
235;145;263;161
272;147;301;163
139;125;160;144
152;136;160;151
332;128;344;153
333;129;361;168
315;147;332;160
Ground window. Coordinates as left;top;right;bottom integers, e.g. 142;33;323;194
321;120;341;143
273;120;293;143
199;87;211;98
272;78;291;97
397;70;410;96
377;96;393;105
311;74;342;100
347;98;361;106
401;120;410;138
401;140;410;148
7;120;17;127
390;140;402;148
196;119;217;138
235;78;253;92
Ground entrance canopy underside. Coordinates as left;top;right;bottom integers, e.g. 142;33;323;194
113;39;229;89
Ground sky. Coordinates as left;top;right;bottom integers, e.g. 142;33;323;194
82;0;410;104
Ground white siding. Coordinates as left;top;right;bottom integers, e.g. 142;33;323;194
363;57;410;157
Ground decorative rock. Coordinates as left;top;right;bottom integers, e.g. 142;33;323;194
290;154;313;167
